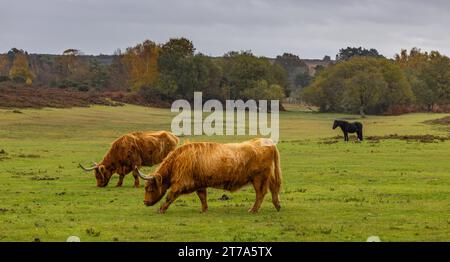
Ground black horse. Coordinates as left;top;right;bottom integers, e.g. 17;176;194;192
332;120;363;141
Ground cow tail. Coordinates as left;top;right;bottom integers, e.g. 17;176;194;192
271;145;282;193
270;144;282;211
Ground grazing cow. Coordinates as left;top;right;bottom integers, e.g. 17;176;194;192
136;138;282;214
332;120;363;141
79;131;179;187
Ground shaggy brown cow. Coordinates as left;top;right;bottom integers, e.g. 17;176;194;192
80;131;179;187
136;138;282;213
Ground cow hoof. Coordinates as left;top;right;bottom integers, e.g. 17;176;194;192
116;184;122;187
134;185;140;188
158;208;166;214
248;208;258;213
201;209;208;213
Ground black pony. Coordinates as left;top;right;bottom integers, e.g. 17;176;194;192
332;120;363;141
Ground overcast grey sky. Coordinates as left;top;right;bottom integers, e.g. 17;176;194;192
1;0;449;58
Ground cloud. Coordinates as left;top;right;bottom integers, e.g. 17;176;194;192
0;0;449;58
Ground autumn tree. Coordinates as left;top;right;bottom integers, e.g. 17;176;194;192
0;54;8;75
122;40;159;91
423;52;450;107
395;48;450;110
9;51;34;85
0;54;10;84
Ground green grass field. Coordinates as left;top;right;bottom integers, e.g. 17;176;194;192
0;105;449;242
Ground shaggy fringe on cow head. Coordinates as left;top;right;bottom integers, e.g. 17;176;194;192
136;167;167;206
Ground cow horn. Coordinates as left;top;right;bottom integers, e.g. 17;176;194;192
79;163;97;172
135;166;152;180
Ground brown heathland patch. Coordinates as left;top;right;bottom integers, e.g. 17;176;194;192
423;116;450;125
322;134;450;143
0;86;122;109
365;134;449;143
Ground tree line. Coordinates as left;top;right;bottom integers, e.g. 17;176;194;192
0;38;294;105
302;47;450;115
1;42;448;114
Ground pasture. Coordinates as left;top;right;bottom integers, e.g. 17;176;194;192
0;105;449;241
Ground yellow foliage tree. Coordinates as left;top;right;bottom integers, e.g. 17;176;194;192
0;55;8;75
122;40;160;90
9;53;34;85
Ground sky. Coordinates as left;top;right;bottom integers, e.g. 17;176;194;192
1;0;449;58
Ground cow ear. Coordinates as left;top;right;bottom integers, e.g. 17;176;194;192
151;175;163;193
155;175;162;186
98;165;106;175
148;177;158;190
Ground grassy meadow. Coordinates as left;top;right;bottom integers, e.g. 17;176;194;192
0;104;449;241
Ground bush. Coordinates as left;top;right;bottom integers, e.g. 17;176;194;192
77;85;89;92
0;76;10;82
11;75;26;84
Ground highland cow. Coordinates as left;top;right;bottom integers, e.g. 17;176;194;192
80;131;179;187
136;138;282;213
